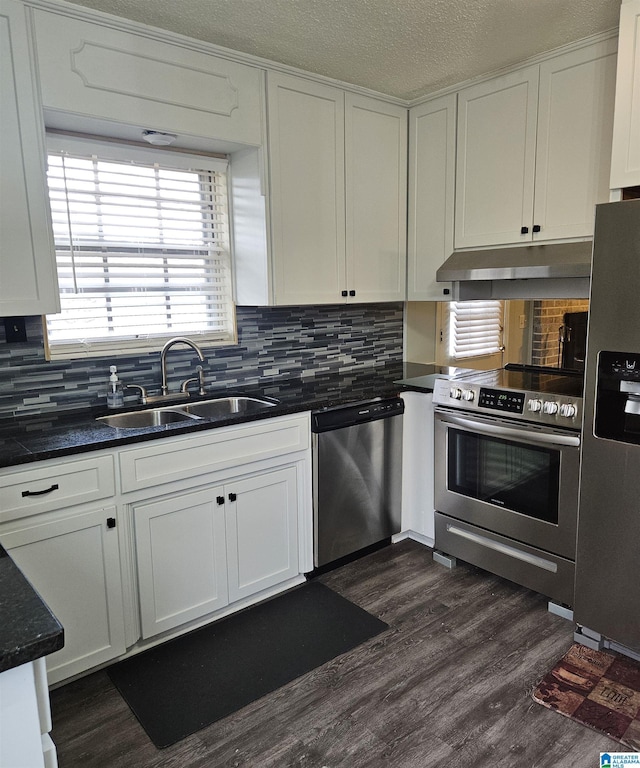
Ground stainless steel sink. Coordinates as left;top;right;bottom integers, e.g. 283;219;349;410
178;397;278;419
97;396;277;428
97;409;199;429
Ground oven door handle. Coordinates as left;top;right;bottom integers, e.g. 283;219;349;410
437;412;580;448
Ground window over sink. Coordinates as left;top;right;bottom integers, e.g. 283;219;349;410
44;133;236;359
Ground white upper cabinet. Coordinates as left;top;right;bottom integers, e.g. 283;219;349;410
345;94;407;303
535;41;617;240
267;73;347;305
455;38;617;249
455;66;539;249
407;94;456;301
610;0;640;188
0;0;59;316
267;72;407;305
30;8;264;147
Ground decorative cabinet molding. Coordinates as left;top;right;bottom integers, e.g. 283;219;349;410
455;38;617;249
267;72;407;305
610;0;640;188
30;8;264;146
0;0;59;316
407;94;456;301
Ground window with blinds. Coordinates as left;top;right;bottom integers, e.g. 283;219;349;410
45;135;235;358
449;300;504;359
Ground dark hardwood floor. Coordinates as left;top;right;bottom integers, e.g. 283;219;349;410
50;540;617;767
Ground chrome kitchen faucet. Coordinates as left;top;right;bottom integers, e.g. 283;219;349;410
160;337;205;395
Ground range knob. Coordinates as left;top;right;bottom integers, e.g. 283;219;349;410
450;387;463;400
559;403;577;418
528;398;542;413
543;401;559;415
462;389;475;402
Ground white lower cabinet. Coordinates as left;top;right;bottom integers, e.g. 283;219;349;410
0;413;311;683
134;487;229;639
0;505;127;685
133;465;299;638
226;466;298;603
400;392;435;546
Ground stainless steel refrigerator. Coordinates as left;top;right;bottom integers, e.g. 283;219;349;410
575;198;640;654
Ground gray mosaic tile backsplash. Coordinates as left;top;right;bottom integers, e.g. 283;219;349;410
0;304;403;418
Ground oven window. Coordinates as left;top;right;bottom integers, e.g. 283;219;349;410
447;429;560;524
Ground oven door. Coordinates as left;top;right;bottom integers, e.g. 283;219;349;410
434;408;579;559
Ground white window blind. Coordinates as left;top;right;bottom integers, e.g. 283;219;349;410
449;300;504;359
45;136;234;358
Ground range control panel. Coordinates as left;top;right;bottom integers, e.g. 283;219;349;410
432;378;581;428
478;388;525;414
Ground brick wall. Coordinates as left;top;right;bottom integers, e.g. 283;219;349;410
531;300;589;367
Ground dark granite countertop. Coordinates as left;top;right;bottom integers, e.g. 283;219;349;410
0;362;440;470
0;545;64;673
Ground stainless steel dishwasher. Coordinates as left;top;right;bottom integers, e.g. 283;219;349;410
311;397;404;569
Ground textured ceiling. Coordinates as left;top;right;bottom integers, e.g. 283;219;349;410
62;0;621;100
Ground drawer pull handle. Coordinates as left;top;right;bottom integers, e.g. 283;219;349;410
21;483;59;498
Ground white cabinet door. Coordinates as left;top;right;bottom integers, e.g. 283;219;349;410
267;72;346;305
134;487;228;639
534;39;617;240
1;506;126;685
345;94;407;303
408;94;456;301
225;467;298;603
611;0;640;188
0;0;59;316
455;66;539;248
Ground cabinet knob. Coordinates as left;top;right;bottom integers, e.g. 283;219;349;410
228;492;237;502
443;288;450;295
520;226;529;235
349;290;356;297
216;496;225;505
106;517;116;529
341;290;348;297
532;224;541;233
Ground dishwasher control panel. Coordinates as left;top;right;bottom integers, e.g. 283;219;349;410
311;397;404;433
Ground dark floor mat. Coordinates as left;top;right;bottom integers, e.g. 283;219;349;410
107;581;388;748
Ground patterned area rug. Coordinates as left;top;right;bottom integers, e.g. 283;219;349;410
533;643;640;749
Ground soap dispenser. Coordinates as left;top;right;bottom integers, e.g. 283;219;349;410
107;365;124;409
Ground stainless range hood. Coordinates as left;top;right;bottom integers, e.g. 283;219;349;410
436;241;593;299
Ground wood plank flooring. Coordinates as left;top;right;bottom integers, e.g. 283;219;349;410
50;540;618;767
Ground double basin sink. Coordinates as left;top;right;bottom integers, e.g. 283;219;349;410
97;396;278;429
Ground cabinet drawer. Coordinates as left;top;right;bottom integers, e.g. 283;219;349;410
119;413;310;493
0;455;115;522
31;9;264;147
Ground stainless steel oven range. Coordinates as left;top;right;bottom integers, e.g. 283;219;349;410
432;364;583;606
